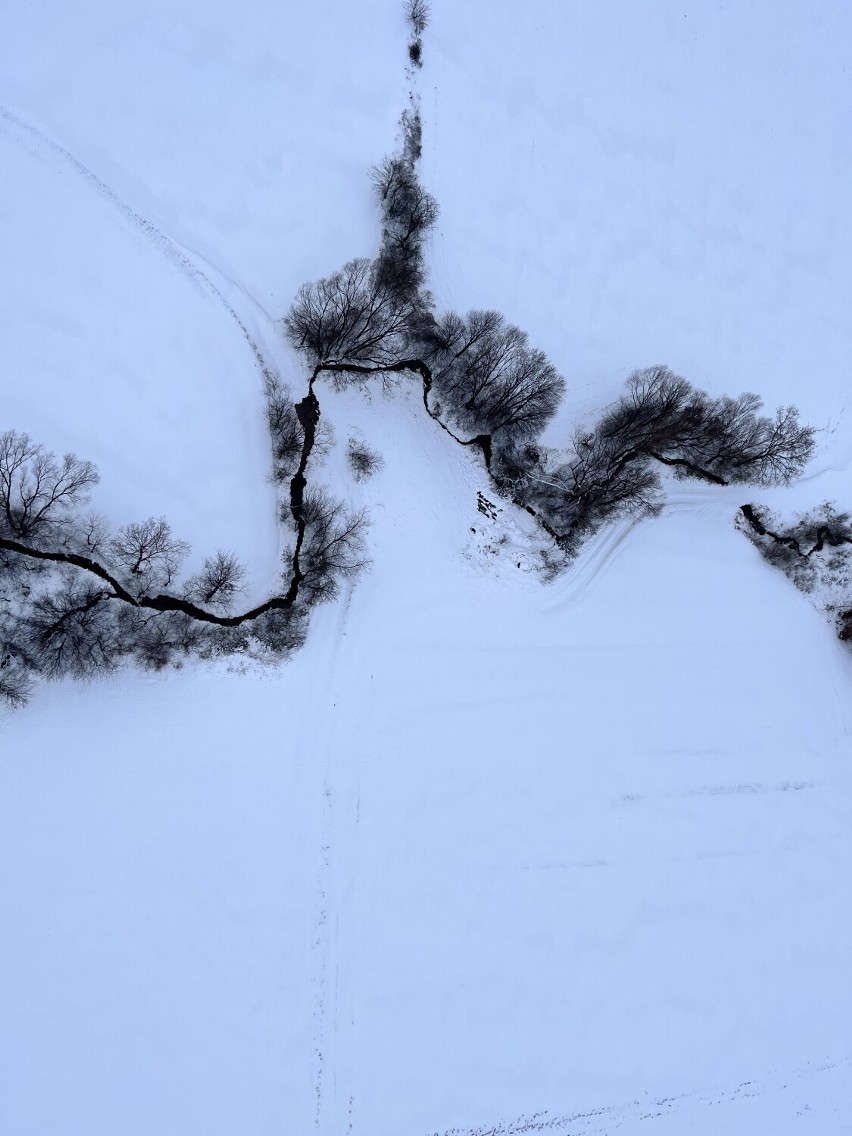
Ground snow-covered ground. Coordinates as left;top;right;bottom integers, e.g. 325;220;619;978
2;3;851;1134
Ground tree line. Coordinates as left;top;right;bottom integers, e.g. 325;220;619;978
282;101;814;554
0;424;367;708
0;0;821;707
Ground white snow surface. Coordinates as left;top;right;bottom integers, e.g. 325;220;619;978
2;3;852;1134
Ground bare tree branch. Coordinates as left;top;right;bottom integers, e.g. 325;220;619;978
0;430;98;541
109;517;190;590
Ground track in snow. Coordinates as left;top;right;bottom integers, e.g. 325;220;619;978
0;104;278;386
428;1053;851;1136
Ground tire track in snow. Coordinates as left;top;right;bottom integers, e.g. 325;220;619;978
310;585;361;1134
798;402;852;483
0;105;277;384
427;1053;851;1135
542;484;743;614
542;516;640;613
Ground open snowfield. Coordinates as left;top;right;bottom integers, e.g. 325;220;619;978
2;2;851;1133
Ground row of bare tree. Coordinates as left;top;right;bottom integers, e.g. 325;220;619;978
0;420;367;707
282;140;815;559
1;0;822;705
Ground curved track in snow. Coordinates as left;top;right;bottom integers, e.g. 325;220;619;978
429;1052;852;1136
0;105;278;385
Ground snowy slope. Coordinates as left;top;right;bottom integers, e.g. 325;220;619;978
2;3;852;1135
0;114;279;596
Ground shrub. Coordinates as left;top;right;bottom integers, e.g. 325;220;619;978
739;500;852;642
347;437;384;481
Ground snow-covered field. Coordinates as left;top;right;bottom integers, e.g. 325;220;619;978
2;2;851;1133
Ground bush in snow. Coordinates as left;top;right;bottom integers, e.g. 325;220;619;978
738;501;852;630
347;437;384;482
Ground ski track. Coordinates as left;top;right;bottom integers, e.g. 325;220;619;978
0;104;279;385
311;584;361;1134
427;1054;851;1136
309;19;427;1107
541;481;770;615
800;402;852;483
543;516;640;613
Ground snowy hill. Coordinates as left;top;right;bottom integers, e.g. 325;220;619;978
2;3;852;1134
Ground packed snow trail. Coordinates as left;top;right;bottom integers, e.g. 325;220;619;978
425;1053;852;1135
0;105;278;384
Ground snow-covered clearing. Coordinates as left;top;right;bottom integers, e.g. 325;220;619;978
2;2;851;1133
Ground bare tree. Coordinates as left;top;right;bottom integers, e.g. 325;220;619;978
704;400;814;485
69;512;112;558
109;517;190;591
595;366;815;486
517;435;662;549
297;489;370;604
184;550;246;611
249;605;308;656
0;655;33;709
0;430;98;542
21;578;120;679
506;366;815;552
131;609;205;671
405;0;430;35
265;377;304;481
425;310;566;445
375;150;435;249
372;156;438;301
284;258;413;368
